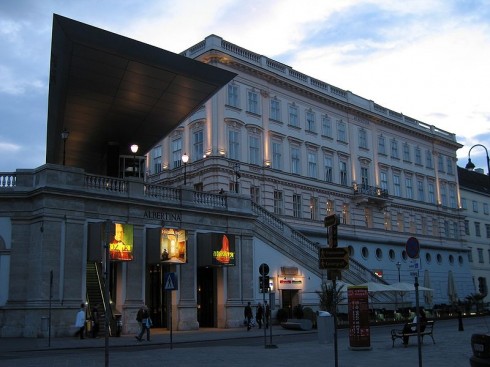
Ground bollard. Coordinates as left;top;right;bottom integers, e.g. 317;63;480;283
458;310;464;331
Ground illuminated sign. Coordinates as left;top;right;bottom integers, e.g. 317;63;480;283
197;233;236;267
278;276;303;290
160;229;187;264
109;223;134;261
212;234;235;266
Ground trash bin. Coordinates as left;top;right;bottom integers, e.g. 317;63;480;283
317;311;333;344
114;314;122;337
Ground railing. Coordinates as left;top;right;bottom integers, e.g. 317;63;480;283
0;173;16;188
85;175;127;193
353;184;389;198
144;184;180;202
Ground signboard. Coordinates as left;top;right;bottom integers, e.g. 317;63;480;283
197;233;236;267
278;276;303;290
406;236;420;259
319;247;349;270
164;272;178;291
348;286;371;349
160;228;187;264
324;214;339;227
109;223;134;261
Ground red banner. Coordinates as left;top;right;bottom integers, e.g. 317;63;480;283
348;286;371;349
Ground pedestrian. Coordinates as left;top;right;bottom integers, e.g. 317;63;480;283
74;303;86;339
244;302;253;331
402;309;427;346
256;302;264;329
91;305;100;338
135;304;152;341
265;301;271;328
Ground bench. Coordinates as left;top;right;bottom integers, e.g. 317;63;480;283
391;320;435;347
281;319;313;331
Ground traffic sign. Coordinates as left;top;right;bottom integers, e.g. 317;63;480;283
324;214;339;227
259;263;269;276
319;247;349;270
406;237;420;259
164;272;178;291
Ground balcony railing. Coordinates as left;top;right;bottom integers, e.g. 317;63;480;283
353;183;389;198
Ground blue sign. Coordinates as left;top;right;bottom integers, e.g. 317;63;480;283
164;272;178;291
406;237;420;259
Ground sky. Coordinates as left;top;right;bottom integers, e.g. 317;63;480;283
1;0;490;173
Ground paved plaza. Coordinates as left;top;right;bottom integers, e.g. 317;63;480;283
1;316;489;366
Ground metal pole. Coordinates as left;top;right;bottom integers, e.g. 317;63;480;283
104;220;111;367
169;289;173;350
48;270;53;347
333;276;339;367
263;276;266;348
415;274;422;367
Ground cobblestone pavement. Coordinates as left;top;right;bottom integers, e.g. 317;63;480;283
1;316;489;366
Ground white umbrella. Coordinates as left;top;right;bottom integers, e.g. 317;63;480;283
358;281;395;292
448;270;458;304
389;281;433;292
424;270;433;305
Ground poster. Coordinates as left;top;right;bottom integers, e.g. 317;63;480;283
348;286;371;349
109;223;134;261
160;228;187;264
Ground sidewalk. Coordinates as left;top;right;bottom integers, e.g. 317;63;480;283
1;316;488;367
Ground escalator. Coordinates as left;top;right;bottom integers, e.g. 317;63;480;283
86;262;115;336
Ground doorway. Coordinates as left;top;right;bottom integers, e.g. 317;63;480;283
282;289;299;318
147;264;168;328
197;267;217;327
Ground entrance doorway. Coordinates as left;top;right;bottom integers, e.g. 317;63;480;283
197;267;217;327
282;289;299;318
147;264;168;328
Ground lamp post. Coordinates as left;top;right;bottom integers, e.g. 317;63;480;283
396;261;401;282
465;144;490;188
182;153;189;185
130;144;139;178
61;129;69;166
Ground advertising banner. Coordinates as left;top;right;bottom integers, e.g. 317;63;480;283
197;233;236;267
160;228;187;264
347;286;371;349
109;223;134;261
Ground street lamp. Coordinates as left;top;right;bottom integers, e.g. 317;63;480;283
130;144;139;177
61;129;69;166
396;261;401;282
465;144;490;188
182;153;189;185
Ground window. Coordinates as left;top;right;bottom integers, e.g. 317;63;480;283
378;135;386;155
393;174;401;196
337;121;347;143
375;248;382;260
403;143;411;162
453;221;459;239
324;155;333;182
465;220;470;235
270;98;281;121
342;203;350;224
228;129;240;160
380;171;388;192
326;199;334;215
405;177;413;199
293;194;302;218
172;138;182;168
247;90;259;114
484;203;489;215
227;84;239;107
478;248;484;263
426;150;433;169
384;210;391;230
417;179;424;201
390;139;399;159
428;182;435;204
307;151;318;178
421;216;427;235
486;224;490;239
449;186;457;208
359;129;368;149
192;129;204;161
444;220;450;237
476;222;481;237
364;207;372;228
440;182;447;207
437;155;444;173
249;135;260;165
446;157;454;174
362;247;369;259
273;190;283;215
415;147;422;165
361;167;369;188
432;218;439;237
339;160;348;186
461;198;467;209
473;200;479;213
310;197;318;220
322;115;332;137
468;250;473;263
288;105;299;127
397;213;404;232
151;146;162;174
306;111;315;132
272;139;282;170
291;146;301;174
250;186;260;204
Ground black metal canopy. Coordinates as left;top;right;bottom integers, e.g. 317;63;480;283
46;14;236;175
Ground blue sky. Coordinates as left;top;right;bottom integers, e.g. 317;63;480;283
1;0;489;172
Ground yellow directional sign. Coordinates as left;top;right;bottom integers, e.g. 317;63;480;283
319;247;349;270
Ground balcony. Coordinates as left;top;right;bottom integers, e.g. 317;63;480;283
353;183;390;208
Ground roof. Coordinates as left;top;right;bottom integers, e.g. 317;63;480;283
46;15;236;175
457;166;490;195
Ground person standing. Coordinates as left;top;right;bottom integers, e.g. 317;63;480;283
74;303;86;339
135;305;151;341
244;302;253;331
256;302;264;329
91;305;100;338
265;301;271;328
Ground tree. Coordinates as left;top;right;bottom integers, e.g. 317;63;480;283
316;282;346;314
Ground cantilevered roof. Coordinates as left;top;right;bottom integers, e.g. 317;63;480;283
46;14;236;175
